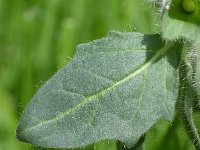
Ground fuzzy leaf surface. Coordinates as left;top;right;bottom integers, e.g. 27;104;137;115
16;32;180;149
162;0;200;41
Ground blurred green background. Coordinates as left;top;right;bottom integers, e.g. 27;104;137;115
0;0;196;150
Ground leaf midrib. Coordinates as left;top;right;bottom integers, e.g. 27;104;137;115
18;44;170;136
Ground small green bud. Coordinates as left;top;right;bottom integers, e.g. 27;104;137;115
182;0;196;13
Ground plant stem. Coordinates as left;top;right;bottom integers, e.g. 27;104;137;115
132;135;145;150
117;135;145;150
179;44;200;150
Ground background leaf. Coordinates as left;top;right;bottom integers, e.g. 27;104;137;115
17;32;180;149
162;0;200;41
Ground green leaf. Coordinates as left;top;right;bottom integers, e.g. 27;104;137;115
16;32;180;149
162;0;200;41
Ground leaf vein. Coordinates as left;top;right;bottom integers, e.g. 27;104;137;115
131;70;147;122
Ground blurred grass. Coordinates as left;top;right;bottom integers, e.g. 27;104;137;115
0;0;196;150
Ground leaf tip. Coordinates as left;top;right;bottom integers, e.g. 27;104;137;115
16;119;32;144
16;125;27;143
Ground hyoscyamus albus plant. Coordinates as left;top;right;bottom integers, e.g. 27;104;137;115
16;0;200;149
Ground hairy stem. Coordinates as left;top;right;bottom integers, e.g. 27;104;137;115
117;135;145;150
179;44;200;150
